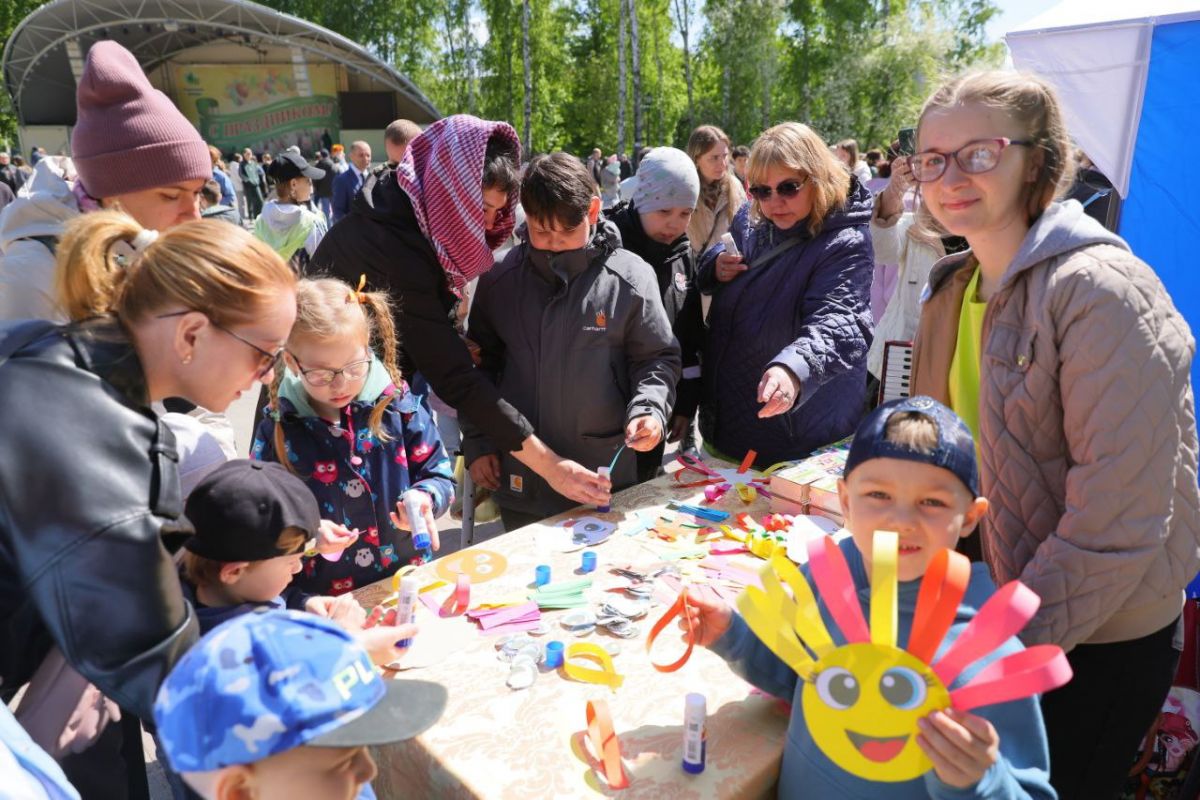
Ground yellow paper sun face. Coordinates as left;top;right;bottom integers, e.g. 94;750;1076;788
802;642;950;782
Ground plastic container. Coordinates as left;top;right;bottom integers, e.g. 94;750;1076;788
403;490;432;550
596;466;611;513
395;575;419;649
682;692;707;774
581;551;598;573
543;640;565;668
535;564;551;587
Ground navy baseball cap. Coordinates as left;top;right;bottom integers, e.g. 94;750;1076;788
843;396;979;495
153;609;447;772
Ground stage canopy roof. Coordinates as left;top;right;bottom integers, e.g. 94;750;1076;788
3;0;440;127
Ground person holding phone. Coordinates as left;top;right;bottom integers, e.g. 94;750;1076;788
695;122;874;466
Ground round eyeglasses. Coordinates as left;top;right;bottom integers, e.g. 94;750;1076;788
289;352;372;387
908;138;1033;183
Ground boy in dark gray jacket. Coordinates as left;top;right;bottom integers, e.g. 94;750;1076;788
464;153;682;529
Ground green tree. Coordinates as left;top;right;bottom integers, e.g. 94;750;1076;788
0;0;53;148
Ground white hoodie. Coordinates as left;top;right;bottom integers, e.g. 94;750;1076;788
0;160;79;323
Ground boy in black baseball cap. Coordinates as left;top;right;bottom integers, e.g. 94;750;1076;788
180;459;328;632
179;460;419;668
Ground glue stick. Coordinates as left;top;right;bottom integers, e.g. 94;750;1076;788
403;490;432;550
682;693;707;774
395;575;419;649
596;466;611;513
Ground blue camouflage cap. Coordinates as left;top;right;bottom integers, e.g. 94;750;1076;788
153;608;446;773
844;396;980;496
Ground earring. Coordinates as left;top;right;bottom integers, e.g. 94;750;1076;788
182;353;193;365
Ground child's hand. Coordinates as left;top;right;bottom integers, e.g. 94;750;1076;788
359;605;419;666
546;458;611;507
390;491;441;551
316;519;358;556
306;594;368;629
469;454;501;491
625;415;663;452
681;585;733;647
917;708;1000;789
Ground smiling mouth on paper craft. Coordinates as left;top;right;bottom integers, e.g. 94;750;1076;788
846;730;910;763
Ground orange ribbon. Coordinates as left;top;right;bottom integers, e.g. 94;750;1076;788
585;699;630;789
646;588;696;672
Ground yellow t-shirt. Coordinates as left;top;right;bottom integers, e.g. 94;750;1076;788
947;267;987;442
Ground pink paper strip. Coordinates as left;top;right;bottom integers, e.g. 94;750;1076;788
805;535;870;644
469;601;541;630
950;645;1073;711
933;581;1039;687
482;619;545;637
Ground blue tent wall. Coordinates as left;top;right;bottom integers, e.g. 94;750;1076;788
1119;19;1200;596
1119;19;1200;398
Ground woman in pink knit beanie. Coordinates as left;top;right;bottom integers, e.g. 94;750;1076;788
0;40;213;323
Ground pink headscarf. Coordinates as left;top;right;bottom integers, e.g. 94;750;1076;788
393;115;521;292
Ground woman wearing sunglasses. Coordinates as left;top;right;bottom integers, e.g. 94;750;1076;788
696;121;874;466
0;212;296;751
908;70;1200;799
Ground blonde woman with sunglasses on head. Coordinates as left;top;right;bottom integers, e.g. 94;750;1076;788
908;70;1200;800
696;122;874;467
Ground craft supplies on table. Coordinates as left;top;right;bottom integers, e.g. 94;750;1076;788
351;454;798;798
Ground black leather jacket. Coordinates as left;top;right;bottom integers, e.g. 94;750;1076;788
0;318;198;720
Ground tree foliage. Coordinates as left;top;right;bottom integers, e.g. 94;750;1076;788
1;0;1000;156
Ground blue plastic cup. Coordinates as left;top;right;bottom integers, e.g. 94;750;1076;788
581;551;597;573
535;564;551;587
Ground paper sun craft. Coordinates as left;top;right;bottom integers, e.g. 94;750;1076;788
738;531;1072;782
673;449;778;503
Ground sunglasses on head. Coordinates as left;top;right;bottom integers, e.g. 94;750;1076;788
747;177;809;201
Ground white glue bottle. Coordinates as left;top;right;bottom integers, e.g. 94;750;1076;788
402;490;433;550
682;692;707;774
395;575;419;649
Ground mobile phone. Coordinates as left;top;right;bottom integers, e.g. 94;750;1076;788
720;232;740;258
898;127;917;157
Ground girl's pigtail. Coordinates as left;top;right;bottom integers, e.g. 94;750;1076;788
269;364;297;474
362;290;401;442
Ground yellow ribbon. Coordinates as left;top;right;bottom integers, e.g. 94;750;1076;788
870;531;899;648
562;643;625;689
735;482;758;502
748;531;778;559
349;273;369;304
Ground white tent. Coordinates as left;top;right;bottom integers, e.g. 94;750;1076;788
1008;1;1200;394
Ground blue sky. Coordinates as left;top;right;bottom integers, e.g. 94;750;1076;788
986;0;1054;43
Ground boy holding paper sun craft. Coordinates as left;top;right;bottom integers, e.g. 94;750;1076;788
685;397;1062;799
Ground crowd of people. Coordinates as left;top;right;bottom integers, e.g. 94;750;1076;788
0;37;1198;800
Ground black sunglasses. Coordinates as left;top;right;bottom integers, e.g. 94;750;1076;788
157;310;284;380
747;177;809;201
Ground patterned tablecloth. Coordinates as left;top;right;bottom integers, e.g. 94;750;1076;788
353;461;791;799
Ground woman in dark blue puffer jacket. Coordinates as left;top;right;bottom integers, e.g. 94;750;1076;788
697;122;874;466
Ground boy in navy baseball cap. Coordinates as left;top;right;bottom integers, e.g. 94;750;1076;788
154;609;446;800
683;397;1056;797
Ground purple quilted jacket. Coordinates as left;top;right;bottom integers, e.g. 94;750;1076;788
697;178;874;465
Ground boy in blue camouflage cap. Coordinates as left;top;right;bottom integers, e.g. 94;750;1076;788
154;608;446;800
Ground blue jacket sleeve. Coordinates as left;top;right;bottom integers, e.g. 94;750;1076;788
403;402;455;518
251;414;280;464
768;226;873;403
707;611;800;703
695;205;750;294
331;172;353;222
923;691;1055;800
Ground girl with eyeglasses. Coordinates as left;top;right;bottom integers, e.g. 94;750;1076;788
908;70;1200;799
253;277;454;597
0;210;296;753
696;122;874;467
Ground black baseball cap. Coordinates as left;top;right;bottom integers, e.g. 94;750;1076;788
184;460;320;561
267;151;325;182
844;396;980;496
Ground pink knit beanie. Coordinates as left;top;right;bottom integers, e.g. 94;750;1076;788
71;41;211;198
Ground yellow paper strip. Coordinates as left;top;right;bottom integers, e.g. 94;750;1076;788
871;531;899;648
769;553;836;659
563;643;625;689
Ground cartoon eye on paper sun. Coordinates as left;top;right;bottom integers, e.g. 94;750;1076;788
738;531;1072;783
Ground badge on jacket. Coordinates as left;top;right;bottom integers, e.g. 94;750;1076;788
510;474;524;493
674;272;689;292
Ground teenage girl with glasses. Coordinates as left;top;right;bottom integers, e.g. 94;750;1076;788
253;277;454;597
908;70;1200;799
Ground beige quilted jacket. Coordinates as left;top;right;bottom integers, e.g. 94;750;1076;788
911;201;1200;651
